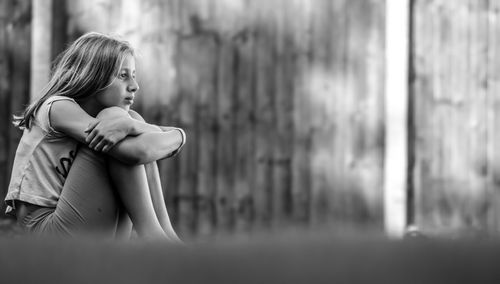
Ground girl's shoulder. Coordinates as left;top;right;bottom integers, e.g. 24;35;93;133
43;95;77;107
36;96;77;135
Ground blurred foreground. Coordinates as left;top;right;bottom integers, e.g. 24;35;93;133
1;227;500;284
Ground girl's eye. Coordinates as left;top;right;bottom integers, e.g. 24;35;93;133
119;73;128;79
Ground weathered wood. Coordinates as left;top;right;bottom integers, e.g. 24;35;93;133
214;36;236;233
291;0;313;225
487;0;500;233
175;36;200;237
466;0;489;231
6;0;387;237
30;0;52;102
307;0;335;225
412;0;491;235
193;33;218;237
272;0;293;226
253;0;276;229
232;5;256;233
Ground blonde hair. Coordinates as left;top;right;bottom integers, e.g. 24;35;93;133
14;32;134;129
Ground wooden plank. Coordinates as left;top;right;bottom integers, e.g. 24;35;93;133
253;0;276;229
414;0;454;233
385;0;410;237
331;0;384;228
487;0;500;234
30;0;52;102
193;33;218;238
175;34;199;238
411;0;431;233
465;0;489;231
176;0;219;240
358;0;386;228
307;0;335;226
413;0;435;233
272;0;293;226
413;0;490;235
213;0;236;235
230;2;257;234
291;0;313;225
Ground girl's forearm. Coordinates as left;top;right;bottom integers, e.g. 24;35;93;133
130;119;162;135
108;129;183;165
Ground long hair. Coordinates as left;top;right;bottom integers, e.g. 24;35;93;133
14;32;134;129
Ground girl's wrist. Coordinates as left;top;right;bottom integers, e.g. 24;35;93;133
130;120;162;135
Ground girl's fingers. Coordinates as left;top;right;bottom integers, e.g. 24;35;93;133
85;120;99;134
88;134;102;149
85;128;99;144
101;144;109;153
93;139;106;152
101;142;113;153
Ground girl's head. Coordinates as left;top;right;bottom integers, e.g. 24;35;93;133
15;32;136;129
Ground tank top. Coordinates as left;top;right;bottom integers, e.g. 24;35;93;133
5;96;79;215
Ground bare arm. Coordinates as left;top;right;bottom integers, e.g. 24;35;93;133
50;100;184;165
107;131;182;164
50;101;132;146
108;109;185;164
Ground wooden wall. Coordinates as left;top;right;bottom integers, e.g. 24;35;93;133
34;0;386;238
0;0;386;239
411;0;500;236
5;0;500;240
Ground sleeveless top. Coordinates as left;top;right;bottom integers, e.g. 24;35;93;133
5;96;79;215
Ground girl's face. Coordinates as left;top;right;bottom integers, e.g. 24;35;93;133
97;54;139;111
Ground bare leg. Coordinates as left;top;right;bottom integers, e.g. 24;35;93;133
26;147;122;238
107;158;166;240
20;147;168;241
144;162;181;242
115;206;133;240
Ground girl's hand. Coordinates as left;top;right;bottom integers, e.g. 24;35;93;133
85;107;133;152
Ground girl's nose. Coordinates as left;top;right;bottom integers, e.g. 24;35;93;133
128;79;139;92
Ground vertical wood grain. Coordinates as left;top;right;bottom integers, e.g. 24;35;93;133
487;0;500;234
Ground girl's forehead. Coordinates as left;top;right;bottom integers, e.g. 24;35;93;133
121;54;136;69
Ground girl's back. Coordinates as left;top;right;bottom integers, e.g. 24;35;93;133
5;96;79;216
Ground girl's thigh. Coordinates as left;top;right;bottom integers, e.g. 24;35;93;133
25;147;121;238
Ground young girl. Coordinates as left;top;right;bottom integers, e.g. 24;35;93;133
4;32;185;241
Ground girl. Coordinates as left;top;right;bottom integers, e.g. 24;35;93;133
4;32;185;241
